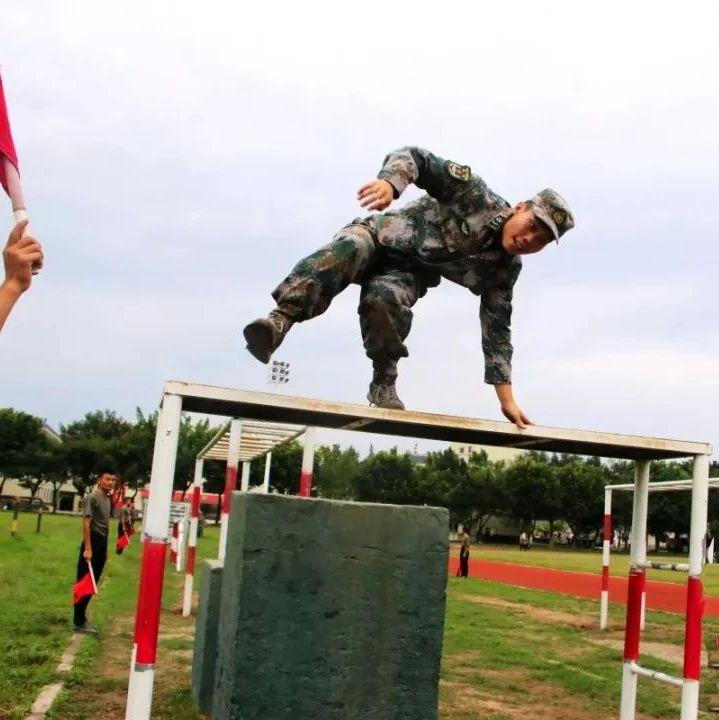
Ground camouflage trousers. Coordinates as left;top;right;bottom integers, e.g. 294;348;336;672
271;222;440;381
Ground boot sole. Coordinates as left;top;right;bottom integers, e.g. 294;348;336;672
243;322;273;364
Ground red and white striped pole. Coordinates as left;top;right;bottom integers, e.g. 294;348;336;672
619;459;650;720
218;419;242;561
126;393;182;720
680;453;710;719
170;522;178;566
298;427;315;497
600;487;612;629
182;459;203;618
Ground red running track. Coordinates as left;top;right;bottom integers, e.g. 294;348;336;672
448;557;719;617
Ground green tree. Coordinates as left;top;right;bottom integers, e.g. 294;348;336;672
504;455;560;533
355;449;418;505
557;458;605;544
314;444;360;500
0;408;46;496
60;410;131;497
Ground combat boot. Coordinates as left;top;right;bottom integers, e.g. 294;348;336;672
367;381;405;411
243;310;293;364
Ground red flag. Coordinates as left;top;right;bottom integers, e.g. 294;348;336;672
127;527;136;537
0;71;24;212
116;533;130;551
73;571;97;604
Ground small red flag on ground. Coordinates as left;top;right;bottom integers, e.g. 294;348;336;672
0;70;25;213
116;533;130;551
73;564;98;605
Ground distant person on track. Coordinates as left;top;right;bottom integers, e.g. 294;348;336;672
73;468;117;634
457;529;471;578
244;146;574;424
0;219;43;334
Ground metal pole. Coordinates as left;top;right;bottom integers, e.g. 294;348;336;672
182;460;203;618
619;459;650;720
240;461;251;492
600;487;612;630
262;452;272;494
680;454;710;720
170;522;178;566
126;392;182;720
298;427;315;497
218;419;242;561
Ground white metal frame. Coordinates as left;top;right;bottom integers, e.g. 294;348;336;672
601;476;719;630
125;382;713;720
612;460;713;720
179;418;307;616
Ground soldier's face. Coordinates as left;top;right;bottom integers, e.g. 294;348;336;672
502;205;554;255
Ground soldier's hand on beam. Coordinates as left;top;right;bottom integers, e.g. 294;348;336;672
501;401;533;430
357;179;394;211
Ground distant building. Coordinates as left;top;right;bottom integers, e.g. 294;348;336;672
450;442;524;464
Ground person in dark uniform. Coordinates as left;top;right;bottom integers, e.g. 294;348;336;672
458;529;471;578
73;468;117;634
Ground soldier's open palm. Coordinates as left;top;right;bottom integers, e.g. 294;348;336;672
357;179;394;211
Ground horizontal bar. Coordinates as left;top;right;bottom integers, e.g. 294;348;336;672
606;478;719;493
166;382;712;461
637;561;689;572
628;661;683;688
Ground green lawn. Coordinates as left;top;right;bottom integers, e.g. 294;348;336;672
2;512;717;720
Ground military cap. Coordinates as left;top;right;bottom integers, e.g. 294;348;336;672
531;188;574;242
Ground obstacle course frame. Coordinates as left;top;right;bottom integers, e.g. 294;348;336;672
124;381;713;720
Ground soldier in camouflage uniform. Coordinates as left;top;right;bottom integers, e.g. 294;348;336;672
244;146;574;424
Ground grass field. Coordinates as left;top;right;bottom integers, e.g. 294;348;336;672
2;512;718;719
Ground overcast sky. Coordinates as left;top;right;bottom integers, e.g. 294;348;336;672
1;2;717;458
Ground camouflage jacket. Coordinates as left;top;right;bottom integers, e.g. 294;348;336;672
364;146;522;386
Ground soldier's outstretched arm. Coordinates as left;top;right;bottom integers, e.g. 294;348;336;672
480;286;532;429
357;147;471;210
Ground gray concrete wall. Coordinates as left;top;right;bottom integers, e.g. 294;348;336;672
212;493;449;720
191;559;224;715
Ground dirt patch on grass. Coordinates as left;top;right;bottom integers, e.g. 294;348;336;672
587;636;706;667
457;593;595;629
440;671;599;720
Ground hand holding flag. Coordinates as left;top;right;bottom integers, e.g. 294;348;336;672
72;561;98;605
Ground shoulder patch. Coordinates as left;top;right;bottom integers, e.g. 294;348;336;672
446;161;471;183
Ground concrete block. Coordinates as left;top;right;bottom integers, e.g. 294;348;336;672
212;493;448;720
191;559;224;715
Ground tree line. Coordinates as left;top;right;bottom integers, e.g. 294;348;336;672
1;407;717;546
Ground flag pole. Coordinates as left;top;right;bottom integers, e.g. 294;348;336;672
86;560;98;594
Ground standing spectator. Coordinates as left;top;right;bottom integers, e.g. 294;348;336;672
519;531;528;551
73;468;117;634
1;220;43;334
457;529;471;578
116;497;134;555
